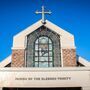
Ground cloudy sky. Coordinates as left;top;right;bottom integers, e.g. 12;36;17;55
0;0;90;62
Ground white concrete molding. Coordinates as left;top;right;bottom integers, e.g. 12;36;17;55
78;56;90;67
0;67;90;88
0;55;11;68
0;67;90;71
12;19;76;49
0;88;2;90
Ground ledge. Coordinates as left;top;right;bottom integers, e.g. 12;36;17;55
0;67;90;72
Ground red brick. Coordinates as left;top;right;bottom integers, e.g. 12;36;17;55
62;49;77;67
11;49;25;67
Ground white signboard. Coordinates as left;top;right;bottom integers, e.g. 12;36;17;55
0;68;90;88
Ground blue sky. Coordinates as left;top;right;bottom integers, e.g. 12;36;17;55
0;0;90;62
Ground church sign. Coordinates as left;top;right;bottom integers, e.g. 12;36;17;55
0;68;90;88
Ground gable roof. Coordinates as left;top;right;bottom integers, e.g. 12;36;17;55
0;19;90;67
12;19;75;49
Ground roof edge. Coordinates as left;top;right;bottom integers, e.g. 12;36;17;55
0;55;11;68
78;56;90;67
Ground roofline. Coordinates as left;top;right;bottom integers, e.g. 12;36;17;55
78;56;90;67
0;55;11;68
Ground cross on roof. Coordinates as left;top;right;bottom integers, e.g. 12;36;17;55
35;6;52;24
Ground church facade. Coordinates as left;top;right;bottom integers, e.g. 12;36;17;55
0;7;90;89
11;19;76;68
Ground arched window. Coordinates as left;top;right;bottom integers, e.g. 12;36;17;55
26;26;61;67
34;36;53;67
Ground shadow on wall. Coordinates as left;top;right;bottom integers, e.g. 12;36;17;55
3;87;82;90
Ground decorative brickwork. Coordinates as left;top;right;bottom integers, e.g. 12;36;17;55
62;49;77;67
11;49;25;67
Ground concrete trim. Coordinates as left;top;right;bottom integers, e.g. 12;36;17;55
78;56;90;67
12;19;75;49
82;86;90;90
0;88;2;90
0;67;90;88
0;55;11;68
0;67;90;71
60;34;63;67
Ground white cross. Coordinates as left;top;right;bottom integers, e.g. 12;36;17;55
35;6;51;24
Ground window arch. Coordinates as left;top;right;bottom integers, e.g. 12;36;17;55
26;26;61;67
34;36;54;67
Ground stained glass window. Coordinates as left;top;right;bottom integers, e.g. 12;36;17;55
34;36;53;67
26;26;61;67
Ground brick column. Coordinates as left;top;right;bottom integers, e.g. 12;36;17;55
62;49;77;67
11;49;25;67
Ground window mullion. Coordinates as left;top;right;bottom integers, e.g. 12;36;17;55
34;36;53;67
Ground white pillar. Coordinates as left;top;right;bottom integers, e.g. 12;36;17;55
82;87;90;90
0;88;2;90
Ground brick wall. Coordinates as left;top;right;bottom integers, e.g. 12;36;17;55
11;49;25;67
11;49;77;67
62;49;77;67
